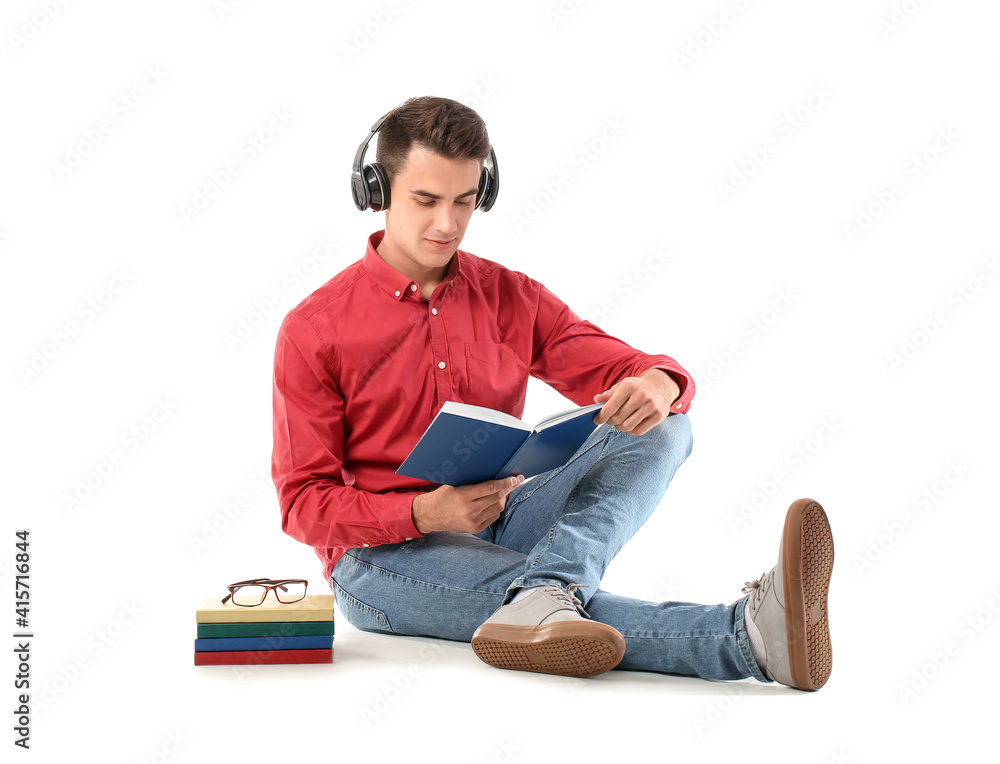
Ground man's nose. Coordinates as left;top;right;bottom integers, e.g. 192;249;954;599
434;204;458;235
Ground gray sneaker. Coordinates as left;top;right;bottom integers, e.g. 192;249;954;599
742;498;834;691
471;584;626;678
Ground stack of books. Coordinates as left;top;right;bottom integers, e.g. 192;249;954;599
194;594;335;665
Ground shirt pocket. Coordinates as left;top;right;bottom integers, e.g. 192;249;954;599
465;340;518;366
462;340;528;415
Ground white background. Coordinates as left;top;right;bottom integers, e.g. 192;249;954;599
3;1;998;761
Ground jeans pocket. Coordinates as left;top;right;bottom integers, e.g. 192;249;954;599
331;577;394;635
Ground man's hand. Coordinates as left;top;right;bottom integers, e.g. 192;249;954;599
412;474;525;535
592;369;681;436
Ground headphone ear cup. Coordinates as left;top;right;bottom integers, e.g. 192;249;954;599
476;149;499;211
476;167;490;210
351;169;369;211
365;163;391;211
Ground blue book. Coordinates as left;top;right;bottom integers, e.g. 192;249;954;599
194;634;333;652
396;401;604;486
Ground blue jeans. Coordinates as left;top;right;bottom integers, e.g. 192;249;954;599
331;413;767;682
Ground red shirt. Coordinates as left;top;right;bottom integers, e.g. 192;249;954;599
271;230;696;582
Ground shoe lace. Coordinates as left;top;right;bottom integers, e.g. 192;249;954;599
741;570;772;611
550;583;592;619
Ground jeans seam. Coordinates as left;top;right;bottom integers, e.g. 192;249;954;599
342;550;509;598
506;426;612;510
330;576;393;632
622;633;738;642
508;576;569;592
522;447;606;577
622;630;725;639
734;595;770;683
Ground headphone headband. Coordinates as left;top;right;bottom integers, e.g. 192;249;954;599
351;110;499;213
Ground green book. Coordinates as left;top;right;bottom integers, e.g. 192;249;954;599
197;620;335;639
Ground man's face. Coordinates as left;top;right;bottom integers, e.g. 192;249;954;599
381;144;482;273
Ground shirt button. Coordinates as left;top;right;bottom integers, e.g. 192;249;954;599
676;403;683;409
394;290;401;297
405;537;413;541
409;284;417;291
438;361;446;369
431;308;438;315
362;543;369;547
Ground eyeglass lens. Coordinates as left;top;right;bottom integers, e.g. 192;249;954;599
231;582;306;606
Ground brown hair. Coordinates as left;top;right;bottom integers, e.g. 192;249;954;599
375;96;490;185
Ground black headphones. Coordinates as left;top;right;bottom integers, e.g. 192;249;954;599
351;111;499;213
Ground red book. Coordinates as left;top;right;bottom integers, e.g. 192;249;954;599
194;648;332;666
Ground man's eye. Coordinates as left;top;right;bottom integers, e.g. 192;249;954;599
416;199;471;207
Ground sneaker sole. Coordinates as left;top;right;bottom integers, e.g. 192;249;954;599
782;498;834;691
470;621;626;678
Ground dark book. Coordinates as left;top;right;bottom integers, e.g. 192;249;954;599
396;401;604;486
194;635;333;652
196;620;334;639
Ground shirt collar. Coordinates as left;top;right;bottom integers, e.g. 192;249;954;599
363;230;463;301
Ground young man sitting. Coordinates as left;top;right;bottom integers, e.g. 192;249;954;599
271;96;834;690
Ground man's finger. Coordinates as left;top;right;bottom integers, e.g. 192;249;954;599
464;474;515;494
472;475;522;501
616;402;651;433
596;399;615;425
593;382;621;422
499;475;523;492
596;381;633;425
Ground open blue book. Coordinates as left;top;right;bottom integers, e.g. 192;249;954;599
396;401;605;486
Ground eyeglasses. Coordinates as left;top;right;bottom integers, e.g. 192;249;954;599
221;578;308;607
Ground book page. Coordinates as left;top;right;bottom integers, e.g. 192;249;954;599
441;400;530;430
534;403;604;431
